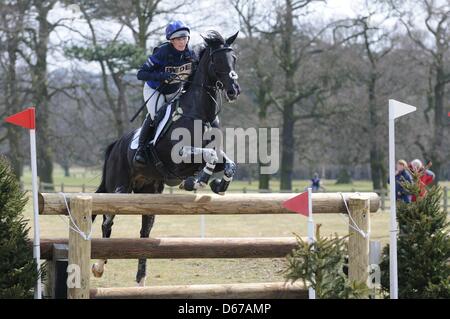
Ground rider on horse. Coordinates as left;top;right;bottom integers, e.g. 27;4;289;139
134;20;198;166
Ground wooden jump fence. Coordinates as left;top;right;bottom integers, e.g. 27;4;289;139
38;192;380;299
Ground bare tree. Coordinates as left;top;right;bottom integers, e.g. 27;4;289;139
231;0;277;189
336;7;395;190
0;0;31;178
390;0;449;183
16;0;67;187
265;0;346;190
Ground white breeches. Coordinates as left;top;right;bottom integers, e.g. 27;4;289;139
143;84;177;120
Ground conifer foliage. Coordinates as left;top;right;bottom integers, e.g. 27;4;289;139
0;157;39;298
284;225;369;298
380;172;450;298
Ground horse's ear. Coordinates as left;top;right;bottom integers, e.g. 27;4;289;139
226;31;239;46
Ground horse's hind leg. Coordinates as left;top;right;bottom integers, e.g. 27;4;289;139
134;181;163;286
92;185;126;278
91;214;116;278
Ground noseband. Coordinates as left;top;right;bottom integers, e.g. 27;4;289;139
209;46;238;89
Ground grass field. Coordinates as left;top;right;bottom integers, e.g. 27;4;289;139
20;166;450;289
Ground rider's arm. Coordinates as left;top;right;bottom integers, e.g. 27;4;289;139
137;51;172;82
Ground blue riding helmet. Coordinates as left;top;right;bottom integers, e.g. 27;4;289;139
165;20;190;40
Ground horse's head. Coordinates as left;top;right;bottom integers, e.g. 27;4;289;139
202;31;241;102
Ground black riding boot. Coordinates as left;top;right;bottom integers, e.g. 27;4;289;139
134;115;154;166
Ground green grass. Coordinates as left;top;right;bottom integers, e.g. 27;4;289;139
20;166;450;289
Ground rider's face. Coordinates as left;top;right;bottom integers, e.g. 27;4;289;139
170;36;188;51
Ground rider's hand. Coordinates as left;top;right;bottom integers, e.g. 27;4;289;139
162;72;177;83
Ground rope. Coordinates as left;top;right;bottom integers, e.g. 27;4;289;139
58;192;92;241
338;192;369;239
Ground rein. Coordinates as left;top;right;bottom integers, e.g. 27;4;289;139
171;46;235;122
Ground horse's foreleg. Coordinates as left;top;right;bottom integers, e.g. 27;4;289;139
92;185;125;278
210;151;237;195
179;146;218;191
136;214;155;286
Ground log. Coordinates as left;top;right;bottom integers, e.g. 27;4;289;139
90;282;307;299
39;192;380;215
40;237;301;260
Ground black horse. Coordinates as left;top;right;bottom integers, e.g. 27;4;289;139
92;31;241;285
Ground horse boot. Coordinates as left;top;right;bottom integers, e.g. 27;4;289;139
134;115;154;167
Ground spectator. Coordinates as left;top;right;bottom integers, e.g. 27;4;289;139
409;159;435;201
310;172;326;192
393;159;413;203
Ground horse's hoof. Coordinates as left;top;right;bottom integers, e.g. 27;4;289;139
210;179;223;195
183;176;197;191
137;277;146;287
92;263;104;278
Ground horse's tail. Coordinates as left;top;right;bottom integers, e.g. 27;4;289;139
96;141;117;193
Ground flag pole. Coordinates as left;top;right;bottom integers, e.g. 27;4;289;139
30;127;42;299
307;187;315;299
4;107;42;298
388;102;398;299
388;99;416;299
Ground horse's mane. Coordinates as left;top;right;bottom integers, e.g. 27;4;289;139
184;31;225;89
198;30;226;60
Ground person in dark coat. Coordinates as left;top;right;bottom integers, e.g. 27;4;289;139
395;159;412;203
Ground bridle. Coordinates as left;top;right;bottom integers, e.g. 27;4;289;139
209;46;239;92
172;44;239;120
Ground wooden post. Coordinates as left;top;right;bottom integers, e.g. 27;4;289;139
61;183;64;192
67;196;92;299
348;195;370;286
82;184;86;193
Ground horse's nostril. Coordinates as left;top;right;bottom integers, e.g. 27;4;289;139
233;83;241;95
227;90;236;97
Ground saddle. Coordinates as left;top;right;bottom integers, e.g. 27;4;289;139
142;98;183;180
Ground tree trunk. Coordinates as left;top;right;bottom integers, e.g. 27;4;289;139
6;128;23;179
257;89;271;190
428;65;446;184
279;0;295;191
5;33;23;179
280;103;295;191
367;72;386;190
33;1;54;188
62;164;70;177
112;72;128;138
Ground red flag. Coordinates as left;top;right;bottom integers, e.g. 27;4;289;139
4;107;35;129
448;112;450;117
282;191;310;217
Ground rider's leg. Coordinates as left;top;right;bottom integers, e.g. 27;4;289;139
134;85;165;166
134;114;155;165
